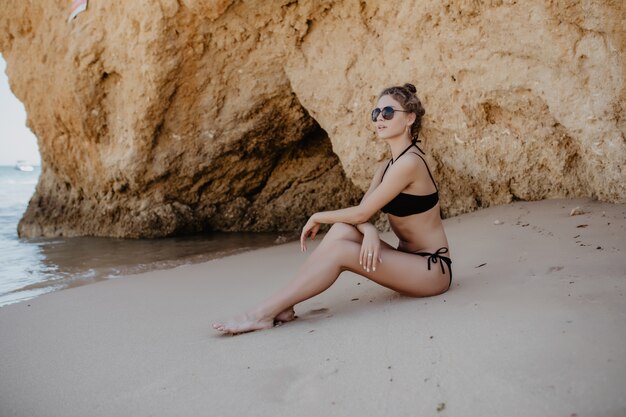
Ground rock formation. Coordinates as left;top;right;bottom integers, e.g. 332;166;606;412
0;0;623;238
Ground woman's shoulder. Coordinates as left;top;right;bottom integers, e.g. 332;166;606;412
391;151;426;173
402;151;432;172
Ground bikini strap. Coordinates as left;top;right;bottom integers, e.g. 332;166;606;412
381;143;412;180
381;159;393;179
413;152;439;192
392;142;417;163
381;140;428;180
414;247;450;274
412;139;425;155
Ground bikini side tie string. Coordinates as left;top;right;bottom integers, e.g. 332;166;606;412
414;247;450;275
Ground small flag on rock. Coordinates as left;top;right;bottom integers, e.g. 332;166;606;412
68;0;87;22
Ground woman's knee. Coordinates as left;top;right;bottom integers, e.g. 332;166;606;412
320;236;359;264
324;222;362;242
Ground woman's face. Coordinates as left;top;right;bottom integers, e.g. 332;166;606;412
373;95;414;141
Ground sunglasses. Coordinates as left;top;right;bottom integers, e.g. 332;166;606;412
371;106;411;122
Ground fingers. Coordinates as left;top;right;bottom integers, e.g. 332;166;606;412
300;228;308;252
360;246;381;273
371;249;382;272
300;221;320;252
360;246;371;269
371;249;377;272
360;248;369;271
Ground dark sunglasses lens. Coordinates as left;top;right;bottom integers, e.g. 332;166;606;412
372;107;399;122
382;107;395;120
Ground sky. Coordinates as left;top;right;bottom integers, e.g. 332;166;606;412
0;54;41;166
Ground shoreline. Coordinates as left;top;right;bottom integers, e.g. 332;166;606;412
0;198;624;417
0;231;296;308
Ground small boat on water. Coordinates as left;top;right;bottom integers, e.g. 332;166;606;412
14;160;34;172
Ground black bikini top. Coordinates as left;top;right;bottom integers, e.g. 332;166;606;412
380;141;439;217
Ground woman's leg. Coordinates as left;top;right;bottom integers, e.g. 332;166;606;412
213;223;363;333
274;223;364;322
212;223;449;334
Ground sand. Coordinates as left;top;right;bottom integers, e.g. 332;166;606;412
0;198;625;417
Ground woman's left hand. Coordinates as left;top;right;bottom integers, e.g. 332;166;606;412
300;214;321;252
359;227;381;273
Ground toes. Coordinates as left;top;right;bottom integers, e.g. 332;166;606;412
219;323;239;334
275;309;296;323
212;317;275;335
222;326;239;335
213;323;228;332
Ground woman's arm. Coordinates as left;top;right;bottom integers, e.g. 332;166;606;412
300;156;418;252
315;163;386;227
353;163;386;235
355;222;378;235
313;156;417;225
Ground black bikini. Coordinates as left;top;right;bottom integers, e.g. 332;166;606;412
380;141;453;290
380;141;440;217
413;247;453;290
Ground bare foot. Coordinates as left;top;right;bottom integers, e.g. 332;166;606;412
212;312;274;335
274;307;296;324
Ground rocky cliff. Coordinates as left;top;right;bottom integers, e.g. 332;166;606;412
1;0;624;238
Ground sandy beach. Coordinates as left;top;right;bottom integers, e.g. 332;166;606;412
0;198;624;417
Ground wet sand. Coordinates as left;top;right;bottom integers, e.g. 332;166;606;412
0;198;625;417
0;230;290;307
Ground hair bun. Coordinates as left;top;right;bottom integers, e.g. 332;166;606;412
403;83;417;94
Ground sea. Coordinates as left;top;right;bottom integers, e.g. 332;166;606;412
0;165;288;307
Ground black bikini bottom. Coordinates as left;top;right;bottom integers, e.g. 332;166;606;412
410;247;452;290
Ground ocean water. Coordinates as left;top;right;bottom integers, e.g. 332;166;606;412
0;166;289;307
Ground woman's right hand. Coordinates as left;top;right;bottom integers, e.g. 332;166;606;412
359;227;382;273
300;213;321;252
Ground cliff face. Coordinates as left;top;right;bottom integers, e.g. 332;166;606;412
0;0;623;238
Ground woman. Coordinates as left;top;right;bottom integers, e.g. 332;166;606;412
213;83;452;334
